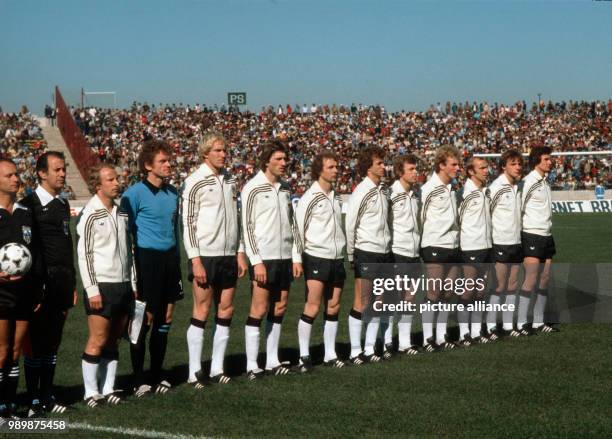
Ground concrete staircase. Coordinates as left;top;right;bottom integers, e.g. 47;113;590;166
41;124;90;200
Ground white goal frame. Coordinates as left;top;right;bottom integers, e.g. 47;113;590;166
81;90;117;108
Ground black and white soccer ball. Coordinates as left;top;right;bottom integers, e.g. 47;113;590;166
0;243;32;276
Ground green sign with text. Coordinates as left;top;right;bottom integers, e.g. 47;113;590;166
227;92;247;105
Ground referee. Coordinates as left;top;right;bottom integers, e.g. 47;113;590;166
0;158;42;419
121;140;183;397
21;151;76;416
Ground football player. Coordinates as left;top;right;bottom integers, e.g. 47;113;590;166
77;164;136;407
241;141;302;380
121;140;183;396
519;146;558;333
183;132;247;388
345;146;392;364
294;151;347;371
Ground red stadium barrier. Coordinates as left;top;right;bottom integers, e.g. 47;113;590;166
55;86;99;181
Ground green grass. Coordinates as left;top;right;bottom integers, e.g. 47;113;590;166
23;214;612;438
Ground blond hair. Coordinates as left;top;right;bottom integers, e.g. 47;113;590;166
87;163;116;194
198;131;227;160
433;145;461;173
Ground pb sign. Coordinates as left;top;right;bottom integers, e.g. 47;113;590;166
228;92;247;106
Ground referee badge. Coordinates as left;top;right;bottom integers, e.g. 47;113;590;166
22;225;32;244
63;219;70;236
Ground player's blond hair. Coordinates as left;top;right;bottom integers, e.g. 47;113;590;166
433;145;461;173
87;163;116;195
198;131;226;160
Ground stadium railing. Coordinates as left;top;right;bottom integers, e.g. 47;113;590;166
55;86;100;181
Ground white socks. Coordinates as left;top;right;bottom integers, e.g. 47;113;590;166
435;308;449;345
323;315;339;362
99;352;118;396
517;293;531;328
532;290;548;328
470;309;482;338
422;301;434;345
381;315;394;346
397;314;413;350
265;319;282;370
210;320;231;377
186;319;205;382
298;315;314;358
82;354;100;399
348;310;363;358
503;294;516;330
245;319;261;372
363;317;380;356
486;293;501;331
457;303;470;340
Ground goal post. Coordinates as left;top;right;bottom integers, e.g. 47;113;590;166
81;88;117;109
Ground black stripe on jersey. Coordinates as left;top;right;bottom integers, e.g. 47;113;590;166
522;180;544;213
355;187;378;223
391;192;408;205
490;186;511;212
245;185;273;257
458;192;481;225
354;188;378;232
303;193;327;241
83;211;107;287
186;179;217;248
421;186;447;223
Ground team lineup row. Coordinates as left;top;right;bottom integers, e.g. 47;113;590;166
0;135;557;417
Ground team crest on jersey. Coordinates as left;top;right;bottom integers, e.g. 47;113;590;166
62;219;70;236
22;225;32;244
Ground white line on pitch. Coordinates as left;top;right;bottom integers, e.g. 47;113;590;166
68;422;213;439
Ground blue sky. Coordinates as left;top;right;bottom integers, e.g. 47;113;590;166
1;0;610;114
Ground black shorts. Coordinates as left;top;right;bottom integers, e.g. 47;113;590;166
392;253;421;265
460;248;492;264
0;292;34;320
188;256;238;289
353;249;393;280
492;244;523;264
248;259;293;291
420;246;460;264
84;282;134;319
0;279;37;320
135;247;184;313
302;253;346;287
522;232;556;262
43;265;76;310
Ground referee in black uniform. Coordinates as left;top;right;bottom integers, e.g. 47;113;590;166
21;151;76;416
0;158;42;419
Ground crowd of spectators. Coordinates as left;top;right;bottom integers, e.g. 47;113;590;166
71;99;612;194
0;109;48;198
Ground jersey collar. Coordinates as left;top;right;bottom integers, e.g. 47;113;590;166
310;181;335;199
36;185;65;206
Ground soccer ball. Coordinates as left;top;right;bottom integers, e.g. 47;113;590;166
0;243;32;276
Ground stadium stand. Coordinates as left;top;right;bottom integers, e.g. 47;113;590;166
49;92;612;194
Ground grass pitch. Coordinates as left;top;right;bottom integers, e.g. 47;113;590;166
20;213;612;438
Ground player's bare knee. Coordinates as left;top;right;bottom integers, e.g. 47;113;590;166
274;302;287;317
326;301;340;316
217;303;234;319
